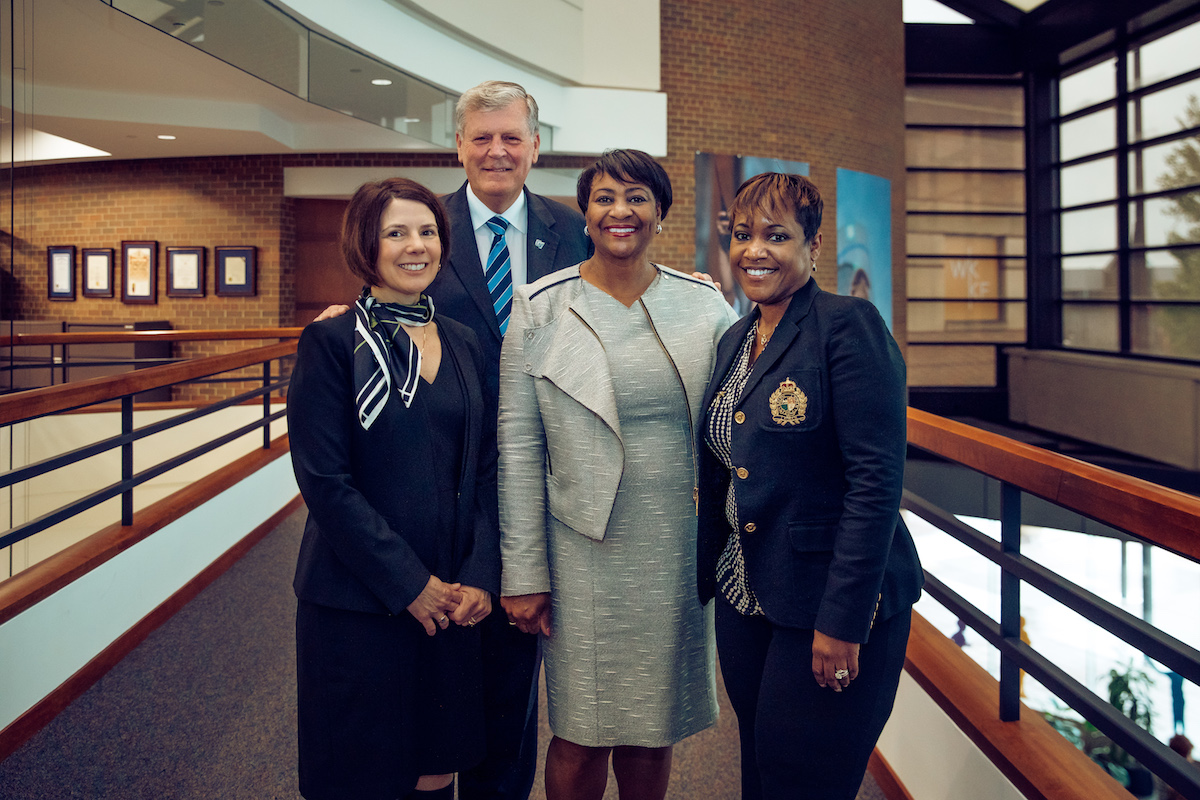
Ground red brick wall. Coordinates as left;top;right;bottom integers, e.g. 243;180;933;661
658;0;908;341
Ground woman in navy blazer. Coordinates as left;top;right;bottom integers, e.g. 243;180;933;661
696;173;923;800
289;178;498;800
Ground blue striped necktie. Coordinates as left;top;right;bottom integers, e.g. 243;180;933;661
485;216;514;336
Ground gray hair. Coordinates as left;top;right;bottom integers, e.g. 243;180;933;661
454;80;539;137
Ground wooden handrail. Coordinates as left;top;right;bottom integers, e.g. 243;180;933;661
0;328;304;346
907;407;1200;562
904;612;1130;800
0;435;292;627
0;340;297;426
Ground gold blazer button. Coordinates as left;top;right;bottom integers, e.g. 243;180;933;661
734;411;745;424
744;522;757;533
736;467;749;479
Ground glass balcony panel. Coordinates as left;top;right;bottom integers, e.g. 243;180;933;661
308;34;455;148
114;0;306;96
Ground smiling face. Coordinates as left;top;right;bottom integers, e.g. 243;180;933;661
371;198;442;305
584;172;661;262
455;100;540;213
730;207;821;312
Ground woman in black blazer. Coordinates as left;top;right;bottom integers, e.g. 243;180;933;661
288;178;498;800
696;173;923;800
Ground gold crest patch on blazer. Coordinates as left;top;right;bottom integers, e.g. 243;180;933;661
769;378;807;425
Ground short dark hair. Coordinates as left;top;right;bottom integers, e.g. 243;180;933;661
341;178;451;286
730;172;823;242
576;149;673;221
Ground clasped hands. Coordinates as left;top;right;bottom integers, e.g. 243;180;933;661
500;592;551;637
406;575;492;636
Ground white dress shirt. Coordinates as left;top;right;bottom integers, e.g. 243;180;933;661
465;187;529;288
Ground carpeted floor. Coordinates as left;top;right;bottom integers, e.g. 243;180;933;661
0;506;884;800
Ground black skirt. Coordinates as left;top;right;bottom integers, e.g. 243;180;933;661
296;601;485;799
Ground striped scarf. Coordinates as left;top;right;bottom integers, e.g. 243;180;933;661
352;287;435;430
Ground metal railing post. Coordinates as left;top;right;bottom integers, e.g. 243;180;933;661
262;360;271;449
121;395;133;525
999;480;1021;721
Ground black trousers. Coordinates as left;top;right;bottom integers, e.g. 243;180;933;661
456;609;541;800
715;595;911;800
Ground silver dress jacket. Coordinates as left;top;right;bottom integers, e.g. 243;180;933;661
497;264;739;596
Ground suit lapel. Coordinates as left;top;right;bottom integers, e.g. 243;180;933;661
526;190;563;282
444;184;503;343
738;279;820;404
527;282;621;440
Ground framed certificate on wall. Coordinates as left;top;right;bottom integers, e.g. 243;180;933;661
122;241;158;304
83;248;115;298
48;245;76;301
167;246;205;297
216;246;256;297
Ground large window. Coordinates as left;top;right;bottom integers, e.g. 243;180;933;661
905;83;1027;386
1055;14;1200;360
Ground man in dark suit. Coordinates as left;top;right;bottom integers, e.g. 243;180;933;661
441;80;589;800
435;80;590;407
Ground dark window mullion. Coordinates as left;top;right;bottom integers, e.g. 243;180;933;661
1117;40;1132;354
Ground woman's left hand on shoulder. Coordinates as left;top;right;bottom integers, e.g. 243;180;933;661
450;585;493;628
812;630;861;693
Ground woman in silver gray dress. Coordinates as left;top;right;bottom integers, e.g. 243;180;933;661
498;150;738;800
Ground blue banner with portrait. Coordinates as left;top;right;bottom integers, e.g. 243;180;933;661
835;167;893;331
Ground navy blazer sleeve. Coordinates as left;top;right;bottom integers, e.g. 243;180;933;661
817;297;910;641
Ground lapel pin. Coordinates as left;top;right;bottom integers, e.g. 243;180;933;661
535;239;545;249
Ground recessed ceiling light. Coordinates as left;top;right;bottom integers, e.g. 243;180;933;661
371;78;393;86
157;135;177;140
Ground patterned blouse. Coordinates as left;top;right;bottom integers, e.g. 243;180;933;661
704;321;764;616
